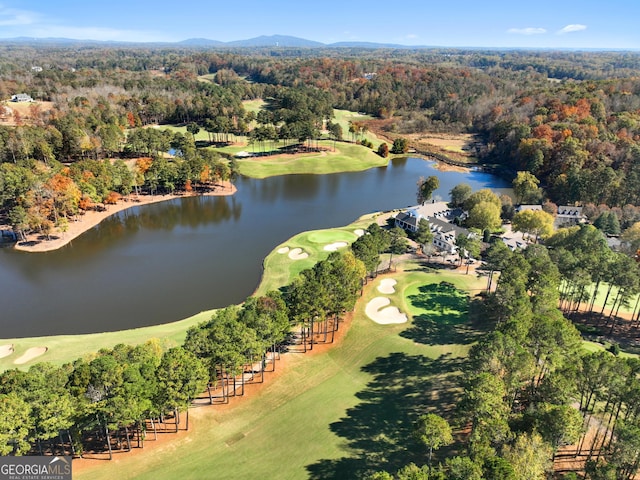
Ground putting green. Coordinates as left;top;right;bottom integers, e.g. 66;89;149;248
256;217;376;296
306;230;358;244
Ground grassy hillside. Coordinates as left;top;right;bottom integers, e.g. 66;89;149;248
234;140;387;178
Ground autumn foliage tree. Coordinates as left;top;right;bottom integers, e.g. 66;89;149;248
377;142;389;157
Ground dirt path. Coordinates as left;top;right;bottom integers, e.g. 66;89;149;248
72;301;360;476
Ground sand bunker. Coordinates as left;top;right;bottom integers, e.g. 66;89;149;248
277;246;290;254
324;241;348;252
0;344;14;359
288;248;309;260
377;278;398;294
13;347;48;365
365;297;407;324
354;229;365;237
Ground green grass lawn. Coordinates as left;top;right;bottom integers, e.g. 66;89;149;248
256;217;375;295
235;140;388;178
0;309;216;371
332;109;384;147
76;263;486;480
242;98;266;114
577;282;640;316
332;109;373;133
582;340;638;358
148;127;376;176
154;106;385;166
196;73;216;83
153;125;387;180
207;142;250;156
152;124;211;143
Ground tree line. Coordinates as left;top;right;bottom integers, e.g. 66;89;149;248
0;140;233;240
368;233;640;479
3;45;640;223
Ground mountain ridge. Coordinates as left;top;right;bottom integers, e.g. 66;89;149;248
0;35;635;51
0;34;427;49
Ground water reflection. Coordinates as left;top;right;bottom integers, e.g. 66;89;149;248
0;158;508;338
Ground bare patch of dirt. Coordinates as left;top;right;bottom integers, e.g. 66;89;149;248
414;133;474;150
361;118;480;164
0;100;55;126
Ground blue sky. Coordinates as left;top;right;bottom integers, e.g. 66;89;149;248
0;1;638;49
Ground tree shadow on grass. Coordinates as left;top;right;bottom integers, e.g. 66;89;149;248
401;282;483;346
305;352;467;479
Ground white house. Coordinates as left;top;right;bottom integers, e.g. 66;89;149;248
11;93;33;102
428;217;472;254
556;206;586;227
515;204;543;213
394;209;423;233
394;208;473;255
515;204;586;228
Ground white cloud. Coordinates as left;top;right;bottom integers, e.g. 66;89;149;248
405;34;419;40
557;24;587;34
0;5;39;26
507;27;547;35
0;4;171;42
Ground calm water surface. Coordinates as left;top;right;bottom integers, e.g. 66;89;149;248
0;158;508;338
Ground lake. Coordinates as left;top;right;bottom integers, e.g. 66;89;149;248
0;158;508;338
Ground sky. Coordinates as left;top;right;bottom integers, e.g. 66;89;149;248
0;0;638;49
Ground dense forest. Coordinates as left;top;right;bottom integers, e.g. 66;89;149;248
3;44;640;478
2;45;640;237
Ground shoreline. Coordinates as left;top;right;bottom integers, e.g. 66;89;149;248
12;181;237;253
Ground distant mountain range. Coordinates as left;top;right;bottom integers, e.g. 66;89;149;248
0;34;427;49
2;35;633;51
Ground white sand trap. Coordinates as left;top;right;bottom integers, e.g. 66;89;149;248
377;278;398;294
324;241;348;252
288;248;309;260
365;297;407;324
277;246;290;254
13;347;48;365
354;229;365;237
0;344;14;359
